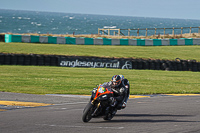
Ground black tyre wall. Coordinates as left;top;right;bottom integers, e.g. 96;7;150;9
0;53;199;72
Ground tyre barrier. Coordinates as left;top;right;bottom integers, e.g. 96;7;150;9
0;53;60;66
0;53;199;72
0;35;5;42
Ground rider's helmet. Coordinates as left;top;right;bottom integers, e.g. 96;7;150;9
119;75;124;80
111;75;122;87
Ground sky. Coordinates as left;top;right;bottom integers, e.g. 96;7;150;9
1;0;200;20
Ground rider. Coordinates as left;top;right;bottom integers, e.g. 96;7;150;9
108;75;130;110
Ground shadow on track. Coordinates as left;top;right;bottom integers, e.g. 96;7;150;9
93;114;196;123
97;119;196;123
115;114;193;117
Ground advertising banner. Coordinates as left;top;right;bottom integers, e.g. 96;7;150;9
59;57;132;69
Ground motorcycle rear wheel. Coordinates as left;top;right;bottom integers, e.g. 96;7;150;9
82;102;93;122
103;109;117;121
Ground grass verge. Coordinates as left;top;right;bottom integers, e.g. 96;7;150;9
0;65;199;95
1;42;200;61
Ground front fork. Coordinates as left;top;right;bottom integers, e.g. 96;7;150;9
91;100;101;116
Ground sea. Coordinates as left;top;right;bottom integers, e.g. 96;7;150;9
1;9;200;36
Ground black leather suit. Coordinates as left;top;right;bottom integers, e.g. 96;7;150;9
109;79;130;109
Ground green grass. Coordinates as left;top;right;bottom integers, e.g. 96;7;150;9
0;65;199;95
1;42;200;61
1;42;200;95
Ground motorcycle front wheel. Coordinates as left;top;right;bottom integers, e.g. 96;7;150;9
82;102;93;122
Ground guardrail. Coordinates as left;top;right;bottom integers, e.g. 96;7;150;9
4;34;200;46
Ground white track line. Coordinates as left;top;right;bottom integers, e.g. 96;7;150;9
53;102;88;106
36;124;124;129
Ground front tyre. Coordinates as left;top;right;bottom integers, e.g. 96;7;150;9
82;103;93;122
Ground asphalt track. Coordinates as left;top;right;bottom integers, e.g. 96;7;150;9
0;92;200;133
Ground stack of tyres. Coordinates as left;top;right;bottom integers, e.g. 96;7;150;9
185;60;197;71
137;59;143;69
131;59;137;69
162;61;168;70
24;55;31;65
159;60;165;70
182;61;188;71
37;55;44;66
197;62;200;71
4;54;11;65
30;54;37;65
170;61;178;71
166;60;172;71
0;53;5;65
188;61;192;71
192;61;198;72
149;60;156;70
0;35;4;42
50;56;59;66
10;54;18;65
17;54;25;65
155;60;161;70
143;60;150;70
176;61;182;71
44;55;51;66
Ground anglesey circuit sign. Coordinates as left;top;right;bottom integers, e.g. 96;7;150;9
59;58;132;69
60;59;120;68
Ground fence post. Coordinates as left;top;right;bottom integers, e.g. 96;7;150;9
199;27;200;34
118;29;120;36
190;27;192;34
181;27;183;36
128;29;130;36
137;28;139;36
108;29;110;35
154;28;157;35
172;27;175;35
164;28;165;35
146;28;148;36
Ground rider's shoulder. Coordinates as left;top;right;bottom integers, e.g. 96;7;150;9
123;78;129;82
122;78;129;85
119;75;128;82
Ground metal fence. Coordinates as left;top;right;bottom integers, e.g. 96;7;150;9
98;26;200;36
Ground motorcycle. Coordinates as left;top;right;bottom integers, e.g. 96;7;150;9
82;83;117;122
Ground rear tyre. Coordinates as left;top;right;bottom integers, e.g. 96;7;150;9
103;109;117;121
82;103;93;122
